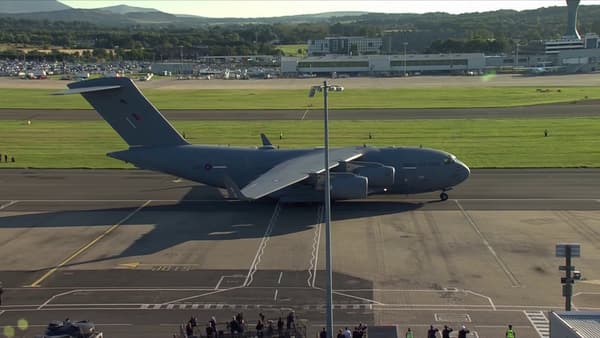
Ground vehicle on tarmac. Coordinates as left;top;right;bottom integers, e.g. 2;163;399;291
36;320;103;338
57;77;470;202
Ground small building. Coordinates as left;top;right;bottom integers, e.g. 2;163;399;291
550;311;600;338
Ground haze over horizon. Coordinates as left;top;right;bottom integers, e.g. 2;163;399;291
58;0;599;18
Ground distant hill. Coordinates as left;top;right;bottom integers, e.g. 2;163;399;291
98;4;158;15
0;8;181;26
0;8;370;26
0;0;70;13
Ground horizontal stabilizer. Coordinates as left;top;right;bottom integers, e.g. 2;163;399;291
52;85;122;95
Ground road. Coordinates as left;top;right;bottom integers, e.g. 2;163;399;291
1;100;599;121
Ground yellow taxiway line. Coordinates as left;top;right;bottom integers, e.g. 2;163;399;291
28;200;151;287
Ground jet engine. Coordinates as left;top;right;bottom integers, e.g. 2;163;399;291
329;172;368;200
339;161;395;187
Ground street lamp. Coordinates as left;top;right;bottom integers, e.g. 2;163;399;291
308;81;344;338
403;42;408;76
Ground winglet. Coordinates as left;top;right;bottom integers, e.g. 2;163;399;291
260;133;272;146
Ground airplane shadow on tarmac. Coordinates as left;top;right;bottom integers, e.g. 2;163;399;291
0;185;424;269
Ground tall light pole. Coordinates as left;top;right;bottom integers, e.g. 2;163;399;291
309;81;343;338
403;42;408;76
514;39;520;69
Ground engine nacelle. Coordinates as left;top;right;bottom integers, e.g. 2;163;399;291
330;173;368;200
340;161;395;187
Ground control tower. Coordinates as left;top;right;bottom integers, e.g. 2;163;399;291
566;0;581;39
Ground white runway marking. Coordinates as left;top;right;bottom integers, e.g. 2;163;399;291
311;286;385;306
455;200;521;287
277;272;283;284
273;289;278;301
0;200;18;210
300;108;310;120
307;204;323;287
524;311;550;338
161;288;239;305
214;276;225;290
464;289;496;311
244;202;281;287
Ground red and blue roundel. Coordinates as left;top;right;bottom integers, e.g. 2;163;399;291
204;163;213;170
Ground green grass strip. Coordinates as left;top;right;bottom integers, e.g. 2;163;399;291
0;118;598;168
1;87;599;109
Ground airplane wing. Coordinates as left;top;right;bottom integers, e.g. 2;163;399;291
240;147;365;200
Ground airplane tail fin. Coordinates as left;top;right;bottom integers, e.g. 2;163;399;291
57;77;188;148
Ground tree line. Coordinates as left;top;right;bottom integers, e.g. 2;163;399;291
1;4;600;60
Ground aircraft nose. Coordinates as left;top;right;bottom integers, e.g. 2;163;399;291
457;161;470;183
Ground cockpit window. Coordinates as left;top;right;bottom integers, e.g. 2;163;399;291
443;155;456;165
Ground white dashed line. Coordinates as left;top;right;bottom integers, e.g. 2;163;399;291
244;202;281;287
0;200;18;210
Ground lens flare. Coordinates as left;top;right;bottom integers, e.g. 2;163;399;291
481;72;497;82
3;325;15;338
17;319;29;331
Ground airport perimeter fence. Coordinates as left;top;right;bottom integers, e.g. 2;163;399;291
175;319;308;338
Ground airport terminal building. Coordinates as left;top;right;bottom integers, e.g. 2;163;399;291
281;53;485;76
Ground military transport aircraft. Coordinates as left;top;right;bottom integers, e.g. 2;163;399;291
58;77;470;202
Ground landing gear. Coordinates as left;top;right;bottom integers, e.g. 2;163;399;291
440;192;449;201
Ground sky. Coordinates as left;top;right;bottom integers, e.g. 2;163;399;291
58;0;600;18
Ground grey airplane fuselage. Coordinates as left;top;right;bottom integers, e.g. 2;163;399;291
109;144;470;199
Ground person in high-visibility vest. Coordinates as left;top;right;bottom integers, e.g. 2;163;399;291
405;328;413;338
506;324;516;338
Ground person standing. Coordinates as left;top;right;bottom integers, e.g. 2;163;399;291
442;325;453;338
458;325;470;338
505;324;516;338
320;328;327;338
405;328;414;338
427;325;439;338
343;327;352;338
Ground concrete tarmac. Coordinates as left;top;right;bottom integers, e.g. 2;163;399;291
0;169;599;338
1;101;600;121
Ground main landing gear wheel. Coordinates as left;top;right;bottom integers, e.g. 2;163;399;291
440;192;449;201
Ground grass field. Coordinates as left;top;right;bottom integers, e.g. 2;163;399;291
0;118;598;168
275;44;306;56
1;87;599;109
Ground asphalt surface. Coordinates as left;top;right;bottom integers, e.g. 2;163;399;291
0;169;599;338
1;100;600;121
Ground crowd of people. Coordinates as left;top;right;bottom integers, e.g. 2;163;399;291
324;323;367;338
177;311;301;338
174;313;517;338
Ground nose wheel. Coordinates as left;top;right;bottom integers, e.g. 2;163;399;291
440;192;449;201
